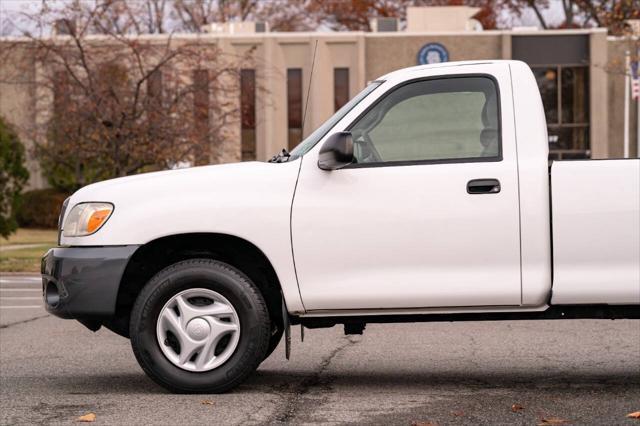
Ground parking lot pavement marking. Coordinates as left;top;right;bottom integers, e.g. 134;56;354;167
0;276;42;290
1;297;42;300
0;276;41;282
0;305;42;309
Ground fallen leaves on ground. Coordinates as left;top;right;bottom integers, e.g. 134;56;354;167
538;417;571;425
511;404;525;412
200;400;215;405
76;413;96;423
451;410;464;417
627;411;640;419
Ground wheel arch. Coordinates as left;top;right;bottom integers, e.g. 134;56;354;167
106;232;285;337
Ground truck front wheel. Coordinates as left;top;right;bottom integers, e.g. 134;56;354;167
129;259;271;393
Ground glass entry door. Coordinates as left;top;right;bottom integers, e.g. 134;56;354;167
532;65;590;160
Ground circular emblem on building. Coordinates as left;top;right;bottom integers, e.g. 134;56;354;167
417;43;449;65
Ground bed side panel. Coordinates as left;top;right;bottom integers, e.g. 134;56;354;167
551;159;640;304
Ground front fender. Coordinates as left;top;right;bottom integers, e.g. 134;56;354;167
59;160;305;313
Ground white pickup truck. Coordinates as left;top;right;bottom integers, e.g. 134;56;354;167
42;60;640;393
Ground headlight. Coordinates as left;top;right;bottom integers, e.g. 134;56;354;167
62;202;114;237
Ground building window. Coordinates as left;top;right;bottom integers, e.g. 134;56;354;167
334;68;349;111
52;71;70;144
53;71;69;117
147;70;163;135
287;68;303;151
193;69;209;122
240;69;256;161
148;69;163;102
193;69;210;165
532;66;589;159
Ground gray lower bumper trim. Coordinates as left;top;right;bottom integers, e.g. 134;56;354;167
41;245;140;319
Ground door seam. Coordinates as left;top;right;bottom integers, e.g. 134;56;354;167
508;63;525;306
289;157;307;312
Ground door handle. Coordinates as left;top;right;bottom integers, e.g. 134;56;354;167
467;178;501;194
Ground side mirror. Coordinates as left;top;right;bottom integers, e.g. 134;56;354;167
317;132;354;171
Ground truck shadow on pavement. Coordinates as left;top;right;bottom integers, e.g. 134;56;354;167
46;368;639;395
47;373;164;395
246;368;640;391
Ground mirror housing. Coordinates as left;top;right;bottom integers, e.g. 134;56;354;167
317;132;354;170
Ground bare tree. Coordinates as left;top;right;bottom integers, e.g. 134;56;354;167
173;0;256;31
1;0;255;191
305;0;410;32
520;0;551;29
574;0;640;35
172;0;311;32
502;0;639;34
306;0;638;34
304;0;534;32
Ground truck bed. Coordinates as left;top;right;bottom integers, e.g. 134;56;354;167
550;159;640;305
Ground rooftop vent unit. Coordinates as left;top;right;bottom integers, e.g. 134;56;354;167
513;26;540;32
625;19;640;36
53;19;76;36
202;21;268;34
370;17;398;32
406;6;482;32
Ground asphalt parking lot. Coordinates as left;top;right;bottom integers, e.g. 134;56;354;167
1;274;639;425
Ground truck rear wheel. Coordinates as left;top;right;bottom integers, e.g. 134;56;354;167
129;259;271;393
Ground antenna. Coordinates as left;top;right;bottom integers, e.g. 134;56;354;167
300;39;318;143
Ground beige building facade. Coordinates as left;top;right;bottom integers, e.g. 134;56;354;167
1;24;638;189
248;28;634;162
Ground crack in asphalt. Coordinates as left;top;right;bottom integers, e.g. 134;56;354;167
267;335;359;424
0;314;50;329
30;402;97;426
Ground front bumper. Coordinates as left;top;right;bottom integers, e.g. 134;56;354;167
41;246;139;319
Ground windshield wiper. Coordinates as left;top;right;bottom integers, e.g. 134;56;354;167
268;148;291;163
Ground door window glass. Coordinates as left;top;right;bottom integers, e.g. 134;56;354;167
348;77;500;164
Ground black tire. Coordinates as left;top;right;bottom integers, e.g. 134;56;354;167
129;259;271;393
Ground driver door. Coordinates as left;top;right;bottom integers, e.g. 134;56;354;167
291;68;522;312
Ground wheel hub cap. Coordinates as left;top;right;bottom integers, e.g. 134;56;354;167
186;318;210;341
156;288;241;372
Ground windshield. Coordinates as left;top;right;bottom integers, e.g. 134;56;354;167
288;81;383;160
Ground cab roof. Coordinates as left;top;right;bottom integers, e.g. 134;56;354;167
376;60;519;81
